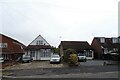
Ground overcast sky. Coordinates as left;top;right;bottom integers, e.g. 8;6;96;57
0;0;119;47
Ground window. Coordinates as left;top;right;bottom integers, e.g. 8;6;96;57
84;50;92;57
41;49;50;57
30;51;35;57
36;40;43;45
2;54;9;60
112;38;118;43
0;43;7;48
100;38;105;43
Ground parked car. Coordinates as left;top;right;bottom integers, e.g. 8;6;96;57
50;54;61;63
16;57;22;62
0;57;4;63
78;53;87;62
108;52;119;61
22;55;33;63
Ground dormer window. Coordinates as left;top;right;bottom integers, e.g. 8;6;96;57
112;38;118;43
100;38;105;43
36;40;43;45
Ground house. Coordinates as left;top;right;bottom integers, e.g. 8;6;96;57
0;34;25;68
25;35;53;60
91;37;120;59
59;41;94;59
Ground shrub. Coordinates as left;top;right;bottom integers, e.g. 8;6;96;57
63;49;76;62
63;49;79;66
68;53;79;66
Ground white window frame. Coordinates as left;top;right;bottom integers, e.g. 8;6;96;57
0;43;7;48
112;38;118;43
41;49;50;57
2;54;9;60
84;50;92;57
30;50;35;57
36;40;43;45
100;38;105;43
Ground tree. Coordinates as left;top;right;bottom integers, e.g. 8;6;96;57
52;47;60;54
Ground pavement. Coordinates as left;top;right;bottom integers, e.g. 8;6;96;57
3;71;119;78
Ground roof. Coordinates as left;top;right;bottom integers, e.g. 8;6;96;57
60;41;93;52
94;37;120;49
25;45;52;50
29;35;50;46
0;33;26;47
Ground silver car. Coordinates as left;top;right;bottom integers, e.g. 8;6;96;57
0;57;4;63
50;54;61;63
78;53;87;62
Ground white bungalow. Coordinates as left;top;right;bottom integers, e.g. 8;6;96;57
25;35;53;60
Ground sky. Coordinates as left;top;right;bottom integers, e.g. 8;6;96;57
0;0;120;47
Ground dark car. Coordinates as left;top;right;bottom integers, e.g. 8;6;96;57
22;56;33;63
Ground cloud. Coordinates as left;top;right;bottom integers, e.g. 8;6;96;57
1;0;119;46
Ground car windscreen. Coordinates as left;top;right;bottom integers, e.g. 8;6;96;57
23;56;30;59
78;53;85;56
51;55;59;58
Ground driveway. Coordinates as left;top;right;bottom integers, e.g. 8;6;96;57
80;60;106;66
2;60;119;78
4;60;118;70
4;61;67;70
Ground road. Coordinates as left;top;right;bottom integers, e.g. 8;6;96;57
1;60;120;80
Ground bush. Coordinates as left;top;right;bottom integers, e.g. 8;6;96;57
63;49;76;62
68;53;79;66
63;49;79;66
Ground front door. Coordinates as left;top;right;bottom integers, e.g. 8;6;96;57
36;51;41;60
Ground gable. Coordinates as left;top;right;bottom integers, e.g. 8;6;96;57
29;35;50;46
0;34;25;54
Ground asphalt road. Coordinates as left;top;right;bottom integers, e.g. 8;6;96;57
2;65;119;78
3;65;119;76
2;78;120;80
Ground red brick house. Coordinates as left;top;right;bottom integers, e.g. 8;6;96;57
59;41;94;59
91;37;120;59
0;34;26;68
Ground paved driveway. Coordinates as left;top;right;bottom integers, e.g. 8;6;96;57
3;60;119;78
4;61;66;70
80;60;105;66
4;60;118;70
